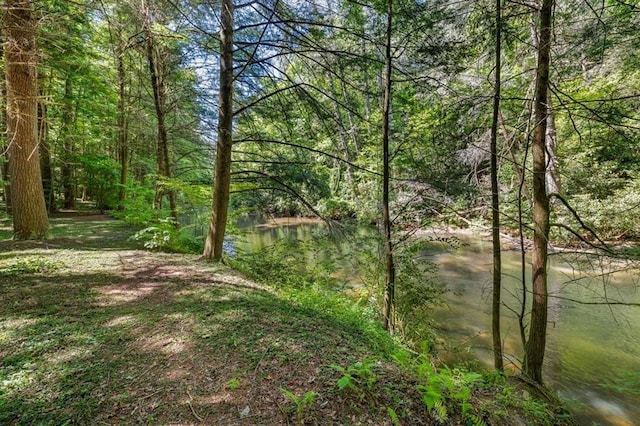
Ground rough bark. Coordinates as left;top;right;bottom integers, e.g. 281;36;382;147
381;0;396;334
203;0;234;261
144;7;178;223
490;0;504;372
4;0;49;239
524;0;553;385
0;41;10;213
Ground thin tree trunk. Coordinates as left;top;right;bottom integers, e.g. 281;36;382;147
117;46;129;210
144;5;178;223
381;0;396;334
38;85;54;213
327;71;355;199
203;0;234;261
4;0;49;239
61;77;75;209
490;0;504;372
524;0;553;385
0;41;10;214
545;97;561;195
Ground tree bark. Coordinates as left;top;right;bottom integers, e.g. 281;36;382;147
117;45;129;210
203;0;234;261
381;0;396;334
60;76;75;209
524;0;553;385
490;0;504;372
4;0;49;239
144;5;178;224
545;97;561;195
38;85;54;213
0;41;10;214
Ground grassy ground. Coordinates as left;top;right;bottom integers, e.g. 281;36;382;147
0;214;572;425
0;215;430;425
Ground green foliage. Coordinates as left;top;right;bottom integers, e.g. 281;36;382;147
131;218;177;250
129;217;200;253
280;388;317;425
386;406;401;426
226;378;241;390
111;186;159;226
564;178;640;239
0;257;63;276
315;198;356;220
391;347;487;424
77;154;120;212
330;358;379;397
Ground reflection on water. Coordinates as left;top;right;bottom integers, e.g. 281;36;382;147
234;218;640;426
431;237;640;426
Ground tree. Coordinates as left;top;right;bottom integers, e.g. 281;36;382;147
490;0;503;372
142;0;178;223
203;0;234;261
381;0;396;334
524;0;553;384
4;0;49;239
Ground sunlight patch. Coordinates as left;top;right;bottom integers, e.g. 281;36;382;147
103;315;136;327
44;347;91;364
95;283;162;305
139;333;190;355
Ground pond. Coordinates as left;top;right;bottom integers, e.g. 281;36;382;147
232;217;640;426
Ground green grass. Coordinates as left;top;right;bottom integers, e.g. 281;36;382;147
0;216;426;424
0;215;574;425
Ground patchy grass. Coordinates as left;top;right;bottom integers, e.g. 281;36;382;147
0;215;573;425
0;216;429;425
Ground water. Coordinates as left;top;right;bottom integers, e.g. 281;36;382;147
233;218;640;425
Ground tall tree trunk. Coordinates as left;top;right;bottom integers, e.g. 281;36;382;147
381;0;396;334
38;85;54;213
524;0;553;384
61;77;75;209
490;0;504;372
117;46;129;210
327;71;355;199
545;97;561;195
4;0;49;239
203;0;234;261
0;41;10;214
143;5;178;223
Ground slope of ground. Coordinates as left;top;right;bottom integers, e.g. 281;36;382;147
1;215;429;425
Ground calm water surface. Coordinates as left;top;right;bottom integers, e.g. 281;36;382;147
234;218;640;426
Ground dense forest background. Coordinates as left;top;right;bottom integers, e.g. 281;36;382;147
1;0;639;394
2;0;639;243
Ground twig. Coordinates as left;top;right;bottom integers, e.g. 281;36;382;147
187;390;204;422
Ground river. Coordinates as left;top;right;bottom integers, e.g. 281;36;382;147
232;217;640;426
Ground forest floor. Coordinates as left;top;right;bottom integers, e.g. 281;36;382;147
0;214;572;425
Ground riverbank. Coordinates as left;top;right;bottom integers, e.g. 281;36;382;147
0;215;574;424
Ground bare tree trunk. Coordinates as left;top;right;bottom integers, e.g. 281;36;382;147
4;0;49;239
203;0;234;261
38;85;54;213
545;97;561;195
60;77;75;209
117;46;129;210
490;0;504;372
381;0;396;334
327;71;355;199
524;0;553;385
0;41;10;214
143;4;178;224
